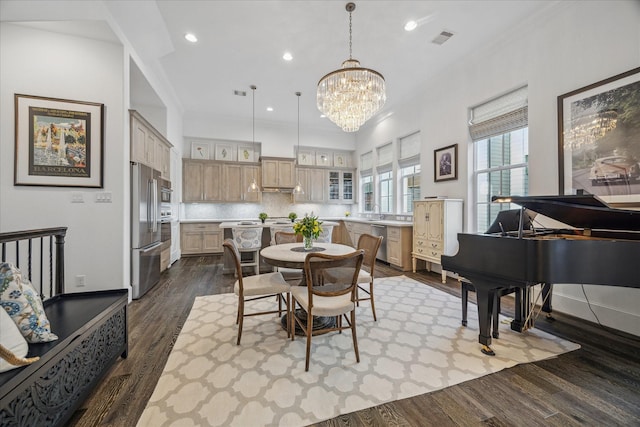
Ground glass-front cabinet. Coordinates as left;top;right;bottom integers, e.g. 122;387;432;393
328;171;354;204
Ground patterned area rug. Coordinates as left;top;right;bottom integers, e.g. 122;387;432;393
138;276;579;427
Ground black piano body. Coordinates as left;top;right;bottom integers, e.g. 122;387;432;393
441;195;640;355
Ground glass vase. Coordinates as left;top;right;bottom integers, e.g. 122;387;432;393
303;236;313;251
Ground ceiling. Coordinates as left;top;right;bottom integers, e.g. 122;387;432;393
7;1;554;133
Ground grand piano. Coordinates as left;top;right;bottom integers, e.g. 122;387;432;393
441;194;640;356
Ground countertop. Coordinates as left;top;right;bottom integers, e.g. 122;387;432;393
181;217;412;227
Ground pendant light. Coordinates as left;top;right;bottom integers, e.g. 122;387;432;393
247;84;260;192
293;92;305;195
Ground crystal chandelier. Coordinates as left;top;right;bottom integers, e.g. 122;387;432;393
317;2;386;132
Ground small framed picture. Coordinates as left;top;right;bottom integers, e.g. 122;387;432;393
237;145;254;162
334;153;348;167
434;144;458;182
191;142;210;159
316;151;332;167
298;150;314;166
215;143;233;161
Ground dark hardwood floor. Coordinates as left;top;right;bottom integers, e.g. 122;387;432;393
68;256;640;426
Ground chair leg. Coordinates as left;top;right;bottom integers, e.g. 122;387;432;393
369;280;377;321
237;296;244;345
305;309;313;372
290;298;296;341
350;309;360;363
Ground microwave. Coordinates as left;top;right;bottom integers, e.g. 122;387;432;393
160;179;172;203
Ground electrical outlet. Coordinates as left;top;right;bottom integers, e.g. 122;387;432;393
75;275;86;287
71;193;84;203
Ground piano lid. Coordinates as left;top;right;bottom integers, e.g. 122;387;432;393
491;195;640;231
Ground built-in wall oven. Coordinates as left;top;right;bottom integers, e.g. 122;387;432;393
160;179;172;203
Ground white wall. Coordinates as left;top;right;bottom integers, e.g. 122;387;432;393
355;1;640;336
0;24;126;293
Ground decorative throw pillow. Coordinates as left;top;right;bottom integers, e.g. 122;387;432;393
0;262;58;343
0;308;37;372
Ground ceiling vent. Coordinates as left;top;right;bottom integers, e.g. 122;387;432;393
233;90;247;96
432;30;454;45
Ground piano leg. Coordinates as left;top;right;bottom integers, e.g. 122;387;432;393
511;288;525;332
542;283;554;320
492;293;501;339
475;287;495;356
461;281;470;326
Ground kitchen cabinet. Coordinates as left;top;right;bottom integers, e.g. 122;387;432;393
294;168;326;203
327;170;354;204
181;223;222;255
412;199;463;282
261;157;295;188
130;110;172;178
182;159;222;202
224;163;261;203
160;241;171;272
387;226;412;271
344;221;372;248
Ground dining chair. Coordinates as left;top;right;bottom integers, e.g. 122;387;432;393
290;250;365;371
273;231;304;282
231;227;263;275
315;225;334;243
223;239;291;345
354;234;383;321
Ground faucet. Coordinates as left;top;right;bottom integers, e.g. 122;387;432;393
372;204;384;220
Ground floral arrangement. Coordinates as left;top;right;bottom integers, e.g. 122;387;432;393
293;213;323;239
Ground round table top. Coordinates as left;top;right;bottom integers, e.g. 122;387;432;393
260;242;356;269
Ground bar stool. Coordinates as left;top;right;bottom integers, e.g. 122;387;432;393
316;225;334;243
232;227;262;275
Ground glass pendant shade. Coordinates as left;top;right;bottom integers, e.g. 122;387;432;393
316;2;386;132
293;181;304;195
247;178;259;193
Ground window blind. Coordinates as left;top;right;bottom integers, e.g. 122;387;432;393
360;151;373;173
399;131;421;167
376;143;393;171
469;86;528;141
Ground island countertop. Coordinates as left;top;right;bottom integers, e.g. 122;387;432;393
219;220;340;229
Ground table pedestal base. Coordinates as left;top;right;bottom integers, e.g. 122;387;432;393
281;309;336;336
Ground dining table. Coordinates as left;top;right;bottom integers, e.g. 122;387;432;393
260;241;357;335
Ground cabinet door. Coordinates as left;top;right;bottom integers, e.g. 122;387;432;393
183;160;203;202
426;201;444;241
145;131;157;167
182;231;203;254
413;201;427;238
131;117;148;164
342;171;354;202
224;164;243;202
262;159;279;187
203;162;222;201
308;169;326;202
328;171;340;201
243;165;261;203
277;160;295;187
203;231;222;253
293;168;310;203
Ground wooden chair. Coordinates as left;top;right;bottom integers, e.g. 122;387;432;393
291;250;364;371
354;234;383;321
272;231;304;282
223;239;291;344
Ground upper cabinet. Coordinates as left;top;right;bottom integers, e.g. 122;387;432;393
130;110;172;179
183;159;261;203
261;157;295;189
294;168;327;203
327;170;354;204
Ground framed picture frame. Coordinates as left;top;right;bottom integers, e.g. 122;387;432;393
215;143;233;161
237;144;254;162
434;144;458;182
191;142;210;160
14;94;104;188
315;151;332;167
558;67;640;206
297;150;314;166
333;152;348;168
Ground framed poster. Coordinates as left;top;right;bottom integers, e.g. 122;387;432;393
215;143;233;161
334;152;348;168
558;67;640;206
315;151;332;167
237;144;254;162
191;142;210;159
434;144;457;182
297;150;314;166
14;94;104;188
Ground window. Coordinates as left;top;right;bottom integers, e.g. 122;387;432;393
378;171;393;213
400;164;420;213
361;175;373;212
471;87;528;232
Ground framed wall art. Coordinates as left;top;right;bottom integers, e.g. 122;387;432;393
191;142;210;159
237;144;254;162
14;94;104;188
434;144;458;182
215;143;233;161
558;67;640;206
297;149;315;166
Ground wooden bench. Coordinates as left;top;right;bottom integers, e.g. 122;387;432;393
0;227;128;427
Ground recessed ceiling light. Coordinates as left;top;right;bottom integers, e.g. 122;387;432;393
283;52;293;61
266;107;273;112
404;20;418;32
184;33;198;43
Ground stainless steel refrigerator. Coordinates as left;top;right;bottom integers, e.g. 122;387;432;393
131;163;162;299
